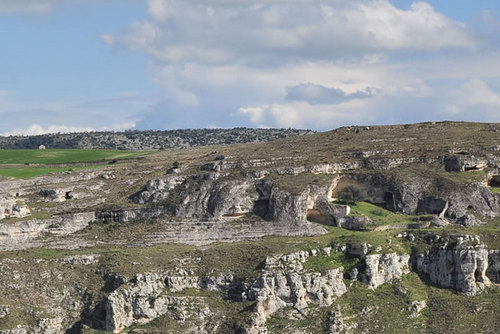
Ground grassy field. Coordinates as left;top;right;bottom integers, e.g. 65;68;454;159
0;164;111;179
0;149;152;179
0;149;149;165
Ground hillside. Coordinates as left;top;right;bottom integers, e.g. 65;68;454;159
0;128;313;150
0;121;499;334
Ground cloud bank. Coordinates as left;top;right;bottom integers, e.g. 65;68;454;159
99;0;499;130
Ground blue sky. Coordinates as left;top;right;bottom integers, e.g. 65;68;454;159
1;0;500;134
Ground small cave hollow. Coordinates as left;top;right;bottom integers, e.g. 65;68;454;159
306;209;329;225
383;192;395;211
474;268;484;283
416;198;447;215
252;199;270;220
464;165;483;172
488;175;500;187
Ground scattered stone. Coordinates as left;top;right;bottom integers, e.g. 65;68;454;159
456;214;485;227
408;300;427;318
0;306;10;319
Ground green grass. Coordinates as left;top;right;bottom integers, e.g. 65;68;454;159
0;164;109;179
0;149;149;165
490;186;500;194
348;201;432;226
303;251;359;273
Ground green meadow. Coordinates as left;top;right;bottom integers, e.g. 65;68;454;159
0;149;151;179
0;149;148;165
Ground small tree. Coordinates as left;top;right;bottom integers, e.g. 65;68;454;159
338;185;365;205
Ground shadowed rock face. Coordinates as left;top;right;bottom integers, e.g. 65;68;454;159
415;234;491;295
352;172;500;220
487;250;500;283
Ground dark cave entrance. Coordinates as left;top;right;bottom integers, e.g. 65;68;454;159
383;192;395;211
488;175;500;187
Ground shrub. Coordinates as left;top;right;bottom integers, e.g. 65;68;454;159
338;185;366;205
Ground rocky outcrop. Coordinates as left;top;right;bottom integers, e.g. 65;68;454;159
132;176;186;204
353;172;500;220
95;207;166;223
266;188;308;224
338;215;374;231
312;200;350;226
443;155;488;172
104;273;236;332
245;249;347;332
415;234;491;295
487;250;500;283
0;212;95;251
0;196;30;220
104;248;347;333
359;253;410;289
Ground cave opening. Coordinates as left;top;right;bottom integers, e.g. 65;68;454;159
474;268;484;283
252;199;270;219
488;175;500;187
306;209;329;225
383;192;395;210
464;166;482;172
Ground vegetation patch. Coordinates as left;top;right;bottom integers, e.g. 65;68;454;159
0;164;110;179
348;201;433;226
303;251;359;273
0;149;151;165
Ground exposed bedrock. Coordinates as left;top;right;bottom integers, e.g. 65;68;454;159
101;235;499;333
104;248;348;333
415;234;492;295
486;250;500;283
358;253;411;289
351;172;499;220
0;196;30;220
104;273;234;333
0;212;96;251
132;173;338;227
443;155;488;172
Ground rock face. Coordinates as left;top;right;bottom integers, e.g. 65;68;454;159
104;248;347;333
0;196;30;220
359;253;410;289
443;155;487;172
415;234;491;295
245;249;347;333
354;172;500;221
132;176;186;204
487;250;500;283
0;212;96;251
132;173;335;231
105;273;235;332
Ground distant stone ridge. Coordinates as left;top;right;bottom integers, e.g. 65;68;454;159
0;128;314;150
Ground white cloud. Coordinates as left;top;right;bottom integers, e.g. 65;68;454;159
285;83;378;104
148;0;176;22
0;90;147;135
0;0;60;14
445;79;500;115
106;0;474;66
99;0;500;130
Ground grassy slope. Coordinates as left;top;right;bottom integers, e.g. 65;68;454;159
0;149;149;165
0;149;153;179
